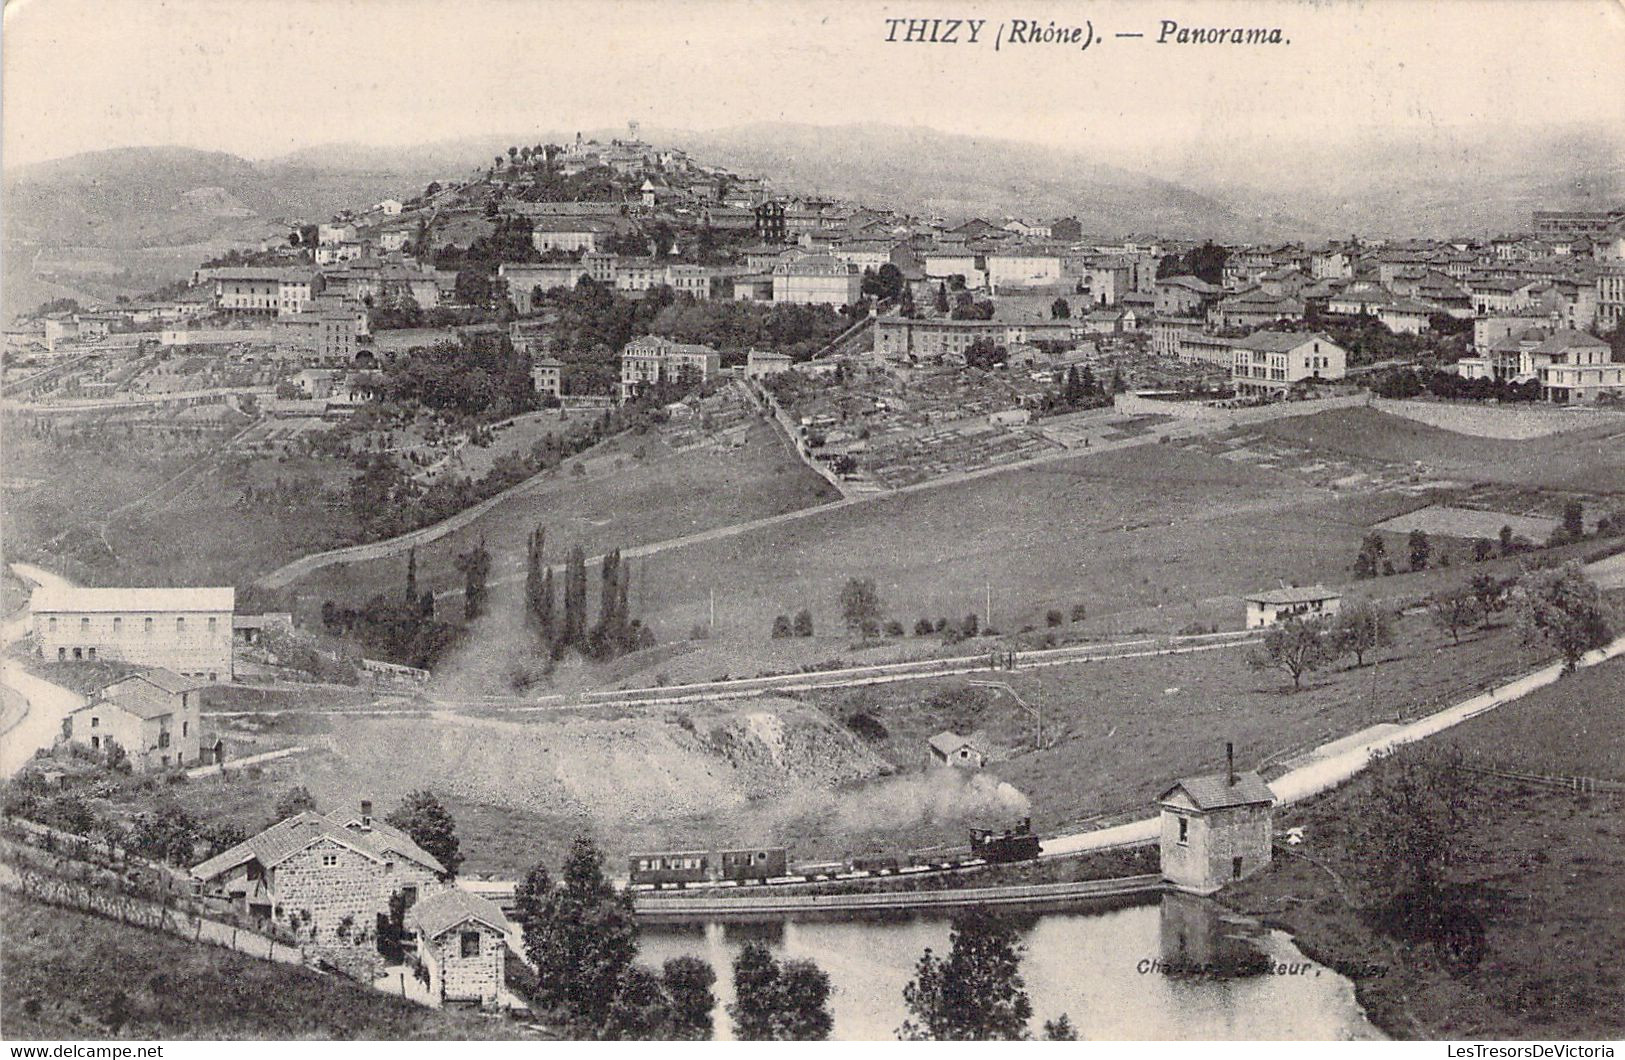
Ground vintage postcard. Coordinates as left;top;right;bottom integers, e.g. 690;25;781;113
1;0;1622;1046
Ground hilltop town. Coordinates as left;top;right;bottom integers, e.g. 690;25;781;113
2;126;1623;1041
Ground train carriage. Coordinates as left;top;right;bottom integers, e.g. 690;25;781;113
629;850;711;886
716;847;788;882
630;846;789;887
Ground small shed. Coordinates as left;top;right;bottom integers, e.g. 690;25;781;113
928;730;986;770
1243;585;1342;628
1157;754;1275;894
407;888;513;1009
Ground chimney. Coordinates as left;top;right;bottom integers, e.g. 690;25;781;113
1226;743;1237;786
359;800;373;829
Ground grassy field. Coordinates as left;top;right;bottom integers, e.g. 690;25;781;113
287;418;837;620
0;894;532;1039
1251;406;1625;493
792;611;1547;842
1223;654;1625;1040
597;441;1452;687
1;419;361;588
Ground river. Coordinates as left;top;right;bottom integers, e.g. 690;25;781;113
637;893;1383;1041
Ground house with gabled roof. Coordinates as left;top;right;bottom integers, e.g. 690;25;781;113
408;889;515;1008
927;730;985;769
1158;746;1275;893
191;801;447;975
1243;584;1342;628
61;666;203;771
1230;331;1347;397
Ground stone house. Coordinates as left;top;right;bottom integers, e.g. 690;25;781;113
1157;756;1275;894
408;888;513;1008
191;802;446;976
62;667;202;771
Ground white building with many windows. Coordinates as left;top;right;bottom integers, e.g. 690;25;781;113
1229;331;1347;397
619;335;722;402
31;586;236;681
771;255;861;306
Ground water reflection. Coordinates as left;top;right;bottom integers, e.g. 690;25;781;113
637;893;1383;1041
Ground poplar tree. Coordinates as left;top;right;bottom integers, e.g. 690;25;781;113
562;545;589;648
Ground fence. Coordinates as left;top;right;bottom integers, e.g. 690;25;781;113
1449;763;1625;797
0;830;307;967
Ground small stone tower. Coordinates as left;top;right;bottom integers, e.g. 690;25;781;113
1157;743;1275;894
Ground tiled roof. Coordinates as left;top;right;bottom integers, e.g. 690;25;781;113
80;692;176;721
1244;584;1340;604
191;811;445;880
1158;275;1222;293
1159;771;1275;811
1234;331;1321;353
32;586;235;614
1532;329;1609;354
408;888;511;939
928;730;977;756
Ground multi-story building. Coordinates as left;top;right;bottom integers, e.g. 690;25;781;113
614;258;668;293
531;357;564;400
745;349;794;378
1531;330;1624;403
1599;262;1625;331
499;262;588;314
1208;289;1305;331
62;668;202;771
771;255;861;306
665;264;723;301
1229;331;1347;397
1153;275;1222;316
530;218;617;254
1462;328;1624;402
619;335;721;401
32;586;235;681
985;248;1065;291
872;316;1072;361
277;302;361;363
755;201;787;244
1531;208;1625;242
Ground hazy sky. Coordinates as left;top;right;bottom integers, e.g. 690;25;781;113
4;0;1624;169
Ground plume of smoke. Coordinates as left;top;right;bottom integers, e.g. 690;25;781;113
744;766;1031;844
829;768;1030;834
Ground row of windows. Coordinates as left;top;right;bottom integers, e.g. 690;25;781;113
48;615;219;633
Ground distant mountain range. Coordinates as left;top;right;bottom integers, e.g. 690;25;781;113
5;121;1621;316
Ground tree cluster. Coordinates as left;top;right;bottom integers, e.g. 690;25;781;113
525;532;654;661
513;836;715;1039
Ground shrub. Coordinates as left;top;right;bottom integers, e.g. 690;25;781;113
1070;604;1086;623
884;620;905;637
793;609;814;638
1045;610;1064;628
845;712;889;742
961;613;979;638
771;615;793;639
914;617;935;636
689;624;711;641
